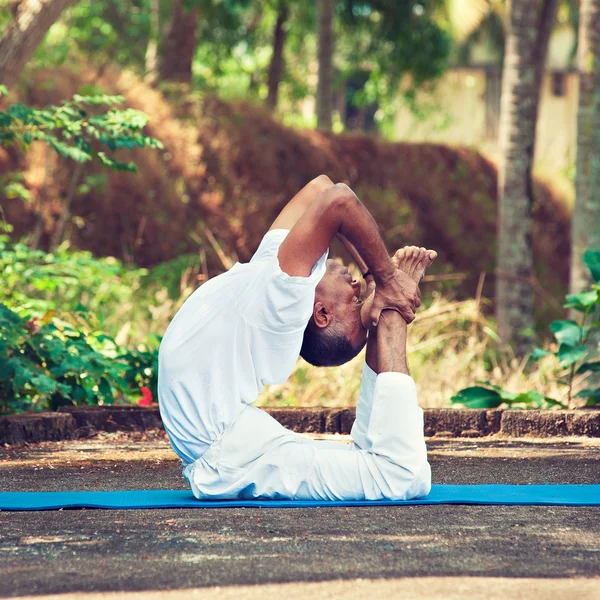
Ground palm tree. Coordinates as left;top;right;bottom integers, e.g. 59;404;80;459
316;0;334;130
496;0;559;355
266;1;290;111
159;0;200;84
571;0;600;295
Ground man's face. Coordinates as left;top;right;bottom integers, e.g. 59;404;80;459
314;259;369;348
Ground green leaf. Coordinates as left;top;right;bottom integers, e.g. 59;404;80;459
3;181;32;202
557;344;589;367
31;374;57;395
507;390;545;408
450;386;503;408
73;94;124;106
530;347;551;361
98;377;113;402
564;290;599;312
550;320;582;347
583;249;600;282
576;361;600;374
47;138;91;163
542;396;568;408
97;152;137;173
497;389;520;403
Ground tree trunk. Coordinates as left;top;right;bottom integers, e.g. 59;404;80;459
496;0;558;356
266;3;289;111
571;0;600;295
159;0;199;84
316;0;334;130
144;0;160;84
0;0;77;89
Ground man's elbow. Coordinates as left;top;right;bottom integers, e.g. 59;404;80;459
311;174;334;192
321;184;359;215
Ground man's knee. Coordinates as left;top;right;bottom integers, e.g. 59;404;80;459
378;456;431;500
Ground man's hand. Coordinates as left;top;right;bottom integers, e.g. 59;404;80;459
361;245;436;331
368;269;419;326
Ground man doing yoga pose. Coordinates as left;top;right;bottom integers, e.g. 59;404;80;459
158;175;437;501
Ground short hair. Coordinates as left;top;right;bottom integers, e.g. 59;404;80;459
300;318;365;367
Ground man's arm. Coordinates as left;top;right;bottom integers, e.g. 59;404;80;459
270;177;375;278
277;184;419;324
269;175;334;231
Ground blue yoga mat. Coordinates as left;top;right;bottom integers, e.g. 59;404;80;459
0;485;598;511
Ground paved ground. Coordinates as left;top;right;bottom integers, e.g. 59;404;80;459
1;433;600;599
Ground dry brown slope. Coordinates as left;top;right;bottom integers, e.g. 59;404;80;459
1;65;570;321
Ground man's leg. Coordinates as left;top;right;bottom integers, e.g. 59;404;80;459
186;247;432;501
350;245;435;451
186;304;430;501
376;309;409;374
284;308;430;501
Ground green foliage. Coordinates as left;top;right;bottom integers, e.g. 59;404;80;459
0;92;163;173
450;386;503;409
339;1;451;103
452;250;600;409
583;249;600;282
10;0;454;134
0;172;31;203
0;236;164;413
0;235;147;320
450;384;563;410
0;303;159;414
33;1;153;71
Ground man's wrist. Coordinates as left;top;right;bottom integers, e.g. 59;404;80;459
371;260;396;285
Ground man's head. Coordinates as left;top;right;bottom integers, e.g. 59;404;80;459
300;259;369;367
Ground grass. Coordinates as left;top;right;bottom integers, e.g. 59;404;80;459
6;238;574;410
256;293;570;409
124;258;574;410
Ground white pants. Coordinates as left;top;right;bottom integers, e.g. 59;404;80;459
183;363;431;501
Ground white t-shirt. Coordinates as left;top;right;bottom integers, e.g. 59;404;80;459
158;229;328;465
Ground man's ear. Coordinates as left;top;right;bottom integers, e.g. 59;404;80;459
313;301;332;329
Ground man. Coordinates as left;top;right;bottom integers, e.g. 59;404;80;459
158;175;437;501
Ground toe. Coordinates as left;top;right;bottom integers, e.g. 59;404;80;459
426;250;438;264
411;248;436;283
408;246;419;271
392;248;406;268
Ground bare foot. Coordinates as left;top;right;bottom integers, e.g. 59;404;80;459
359;246;437;329
392;245;437;284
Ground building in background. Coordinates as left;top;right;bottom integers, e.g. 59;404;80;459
393;22;577;172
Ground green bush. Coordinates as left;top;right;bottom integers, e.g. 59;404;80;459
0;88;162;173
0;234;147;320
0;235;161;414
0;90;167;413
0;235;163;414
451;250;600;409
0;302;158;414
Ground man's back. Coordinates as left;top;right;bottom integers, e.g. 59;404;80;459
158;229;328;465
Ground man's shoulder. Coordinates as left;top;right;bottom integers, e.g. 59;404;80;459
250;229;289;264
